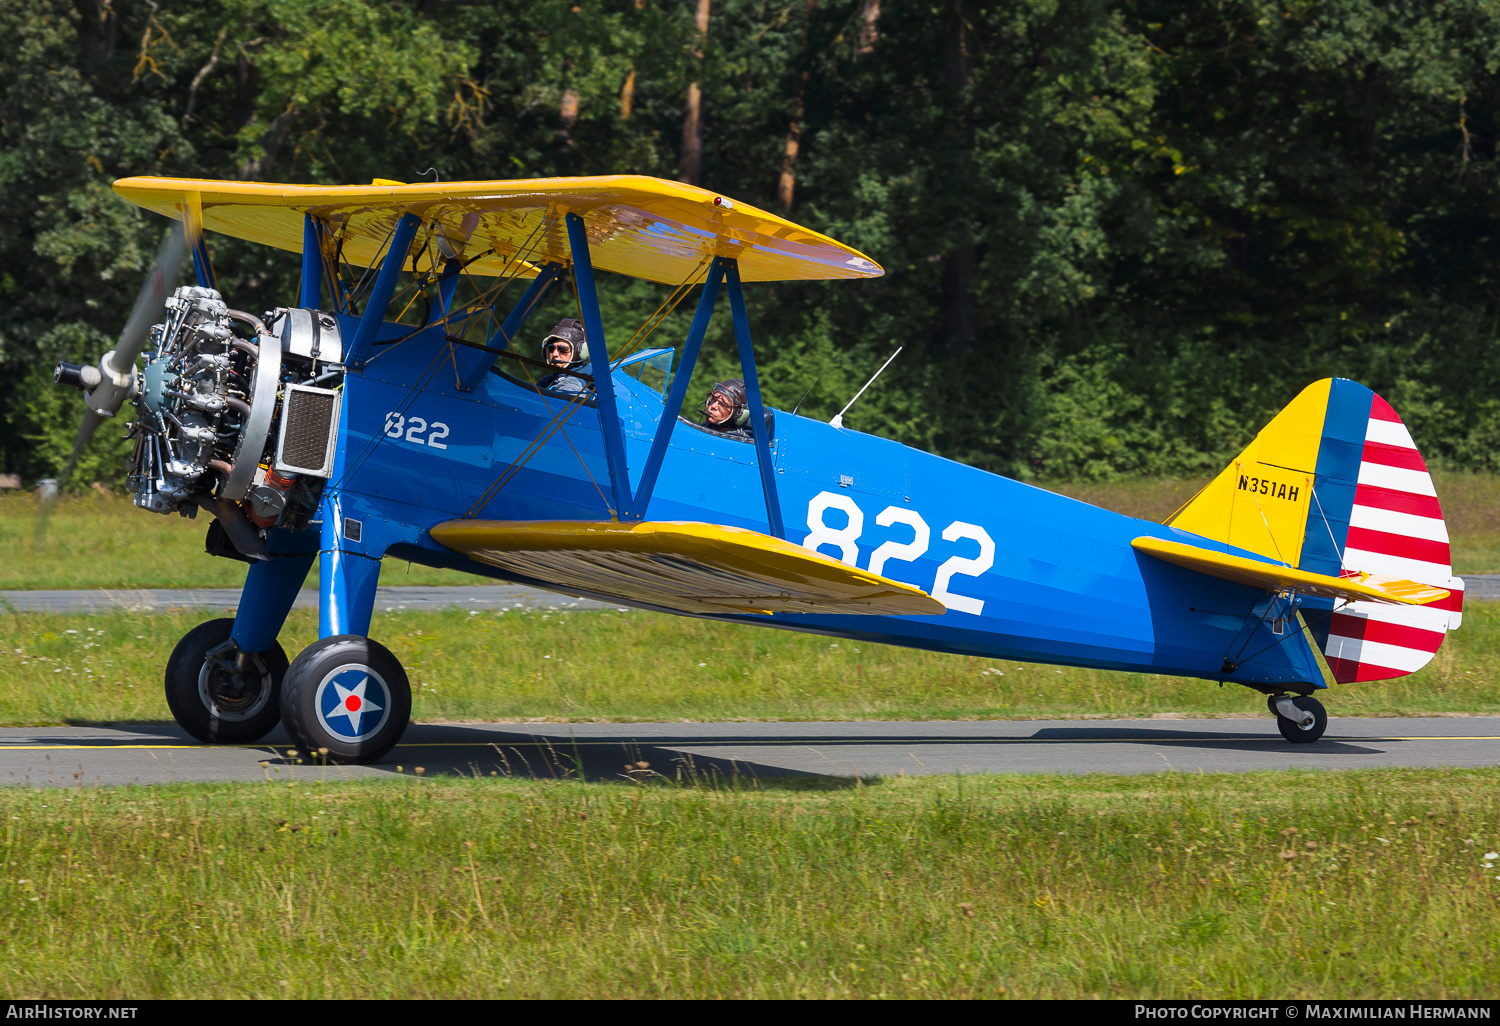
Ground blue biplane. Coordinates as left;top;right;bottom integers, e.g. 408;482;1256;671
52;175;1463;763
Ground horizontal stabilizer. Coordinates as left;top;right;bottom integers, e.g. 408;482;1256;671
1132;536;1451;607
430;520;947;617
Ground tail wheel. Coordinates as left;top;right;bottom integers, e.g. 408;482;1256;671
280;634;412;765
1268;694;1328;744
165;618;287;743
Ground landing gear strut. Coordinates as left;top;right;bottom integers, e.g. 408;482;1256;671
165;618;288;743
1268;693;1328;744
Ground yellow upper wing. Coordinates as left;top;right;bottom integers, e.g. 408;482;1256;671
430;519;944;617
111;175;884;285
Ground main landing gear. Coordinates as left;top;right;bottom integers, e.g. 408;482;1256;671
280;635;412;764
165;621;412;763
1267;693;1328;743
165;619;288;743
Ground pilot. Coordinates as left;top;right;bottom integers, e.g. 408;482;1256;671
699;379;756;440
537;318;590;394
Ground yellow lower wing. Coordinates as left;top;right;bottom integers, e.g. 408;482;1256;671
1132;536;1450;606
430;520;946;616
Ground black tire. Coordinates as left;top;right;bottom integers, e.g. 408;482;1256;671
164;618;288;743
1270;694;1328;744
280;634;411;764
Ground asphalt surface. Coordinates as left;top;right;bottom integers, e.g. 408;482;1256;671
0;717;1495;787
2;582;1495;786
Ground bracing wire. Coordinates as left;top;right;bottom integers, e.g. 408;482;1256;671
345;219;400;309
607;259;710;368
330;206;697;521
461;258;707;518
1310;485;1347;566
362;216;551;369
463;394;602;518
1230;601;1335;671
330;211;560;499
325;342;455;498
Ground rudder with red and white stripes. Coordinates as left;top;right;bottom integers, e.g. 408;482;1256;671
1321;395;1464;682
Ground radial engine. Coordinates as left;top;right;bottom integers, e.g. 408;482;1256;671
55;286;345;559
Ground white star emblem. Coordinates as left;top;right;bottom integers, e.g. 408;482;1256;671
324;675;383;735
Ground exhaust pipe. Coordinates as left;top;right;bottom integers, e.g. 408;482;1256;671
192;493;269;561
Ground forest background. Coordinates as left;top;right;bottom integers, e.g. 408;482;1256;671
5;0;1500;489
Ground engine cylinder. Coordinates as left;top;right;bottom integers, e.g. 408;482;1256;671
127;286;272;517
121;287;344;555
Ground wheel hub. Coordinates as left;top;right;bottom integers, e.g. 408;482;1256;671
198;642;273;721
313;664;393;743
1273;696;1317;729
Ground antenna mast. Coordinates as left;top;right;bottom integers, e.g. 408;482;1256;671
830;347;902;429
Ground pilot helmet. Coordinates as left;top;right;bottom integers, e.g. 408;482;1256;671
542;318;588;365
699;378;750;428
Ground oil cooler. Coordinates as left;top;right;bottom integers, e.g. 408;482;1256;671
275;384;341;477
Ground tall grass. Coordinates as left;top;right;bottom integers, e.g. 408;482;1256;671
0;770;1496;998
3;602;1499;726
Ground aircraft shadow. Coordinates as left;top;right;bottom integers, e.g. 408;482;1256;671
338;724;1396;774
37;722;1398;780
378;729;856;787
1025;725;1392;755
46;722;853;788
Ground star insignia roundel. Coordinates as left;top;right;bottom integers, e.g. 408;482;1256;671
315;666;391;742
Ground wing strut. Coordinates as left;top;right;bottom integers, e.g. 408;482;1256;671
183;191;216;291
346;213;422;369
634;256;726;514
429;257;460;325
725;260;785;539
626;257;785;537
566;211;635;520
299;213;324;308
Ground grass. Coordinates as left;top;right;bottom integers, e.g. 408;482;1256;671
0;769;1497;998
1049;470;1500;572
3;484;1497;1001
4;600;1500;726
0;493;486;590
6;469;1500;592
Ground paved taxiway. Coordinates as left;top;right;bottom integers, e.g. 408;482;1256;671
0;717;1495;786
3;584;1496;785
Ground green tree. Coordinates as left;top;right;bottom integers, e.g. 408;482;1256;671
6;0;1500;488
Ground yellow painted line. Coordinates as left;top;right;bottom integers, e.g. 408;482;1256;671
0;744;205;751
0;735;1494;753
1378;736;1500;742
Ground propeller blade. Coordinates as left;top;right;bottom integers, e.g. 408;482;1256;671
60;410;108;489
37;223;189;539
90;223;190;418
36;405;108;542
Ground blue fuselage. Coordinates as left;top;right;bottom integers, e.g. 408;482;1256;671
328;318;1322;688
